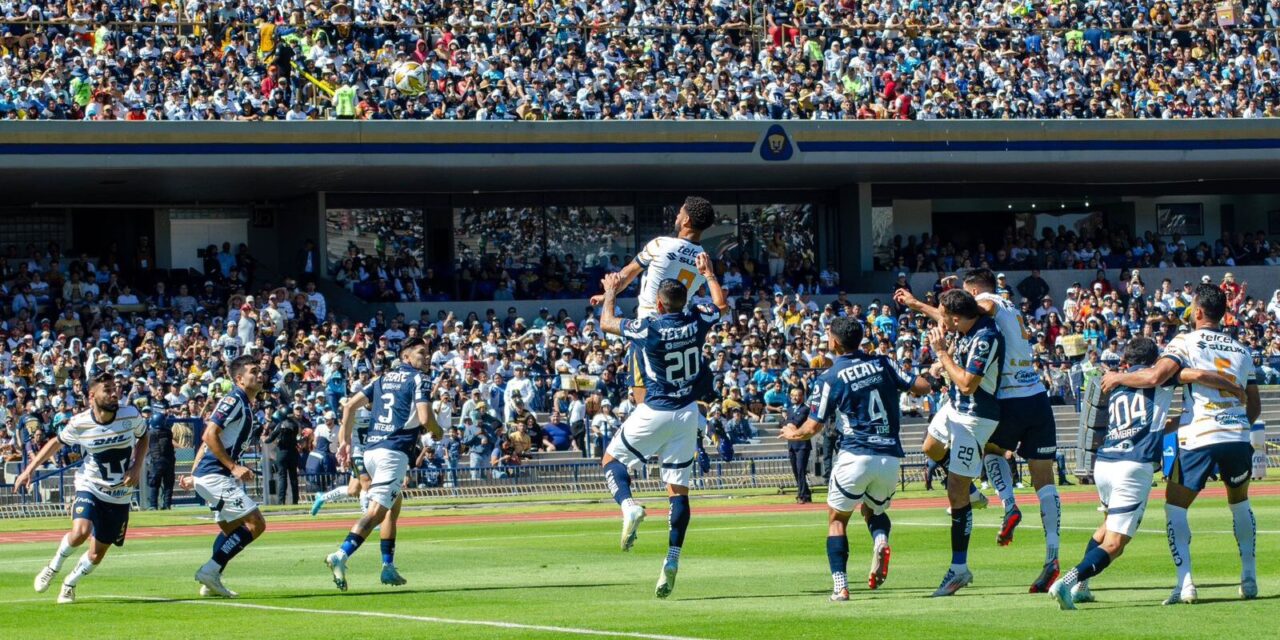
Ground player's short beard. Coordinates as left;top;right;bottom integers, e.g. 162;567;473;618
95;392;119;414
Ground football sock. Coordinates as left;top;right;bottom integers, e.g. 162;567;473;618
1165;504;1193;588
1073;545;1113;583
321;487;349;502
1037;485;1061;562
49;533;77;571
604;460;635;508
668;495;690;550
827;535;849;584
63;552;96;587
666;546;682;563
381;538;396;565
339;532;365;559
968;482;983;502
984;454;1016;511
212;525;253;569
866;511;891;546
950;504;972;569
1229;500;1256;580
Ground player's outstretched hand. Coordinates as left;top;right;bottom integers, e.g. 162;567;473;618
927;327;947;353
695;252;715;277
893;289;917;308
601;272;623;294
1100;371;1121;393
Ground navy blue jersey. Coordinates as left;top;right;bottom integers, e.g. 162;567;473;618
359;364;431;456
948;316;1004;423
195;387;254;477
808;353;915;457
1096;366;1176;464
621;305;720;411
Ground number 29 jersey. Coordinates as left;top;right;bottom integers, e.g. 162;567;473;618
621;305;720;411
808;353;915;458
57;405;146;505
634;237;707;318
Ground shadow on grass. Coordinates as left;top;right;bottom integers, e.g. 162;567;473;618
95;582;632;604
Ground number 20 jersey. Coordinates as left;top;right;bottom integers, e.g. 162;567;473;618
622;305;720;411
807;353;914;458
57;405;146;505
634;237;706;318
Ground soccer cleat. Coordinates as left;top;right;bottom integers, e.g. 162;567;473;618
620;504;646;552
931;568;974;597
56;584;75;604
997;507;1022;546
310;493;327;517
195;564;238;598
199;585;213;597
1047;578;1076;610
380;563;407;586
1071;581;1095;604
829;587;850;602
325;552;349;592
1240;577;1258;600
34;566;57;593
1029;559;1060;593
1162;583;1198;605
655;559;678;599
868;542;891;590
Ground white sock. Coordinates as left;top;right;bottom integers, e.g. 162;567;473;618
322;487;349;502
1165;504;1193;588
984;454;1017;511
49;534;78;572
832;571;847;591
950;562;967;573
622;498;639;509
873;532;888;547
359;492;370;514
200;559;222;574
63;552;96;587
1037;485;1061;562
1230;500;1257;580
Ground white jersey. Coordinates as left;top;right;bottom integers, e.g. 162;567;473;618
352;406;372;455
635;236;706;318
976;292;1046;399
1163;328;1257;449
57;406;146;505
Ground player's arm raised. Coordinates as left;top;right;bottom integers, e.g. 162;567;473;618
894;288;947;325
589;260;645;306
927;327;983;395
695;253;730;315
10;435;63;494
598;272;625;336
338;391;370;467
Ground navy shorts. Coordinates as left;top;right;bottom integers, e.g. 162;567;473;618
72;491;130;547
625;344;646;389
1170;441;1254;492
989;394;1057;460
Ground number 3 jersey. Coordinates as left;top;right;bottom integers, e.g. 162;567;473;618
1096;367;1176;464
634;237;706;318
359;364;432;456
1162;328;1257;450
622;305;720;411
807;353;915;458
57;405;146;505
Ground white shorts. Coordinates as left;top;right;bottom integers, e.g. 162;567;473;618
363;448;409;509
1094;459;1154;538
827;451;900;515
926;405;996;479
605;402;699;487
194;473;258;524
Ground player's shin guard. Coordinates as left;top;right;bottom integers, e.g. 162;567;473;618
1037;485;1061;561
827;535;849;590
1165;504;1193;588
49;533;78;571
1229;500;1257;580
604;460;636;508
339;532;365;559
984;454;1016;510
667;495;690;561
866;512;891;546
950;505;972;570
212;525;254;569
381;538;396;565
63;552;96;587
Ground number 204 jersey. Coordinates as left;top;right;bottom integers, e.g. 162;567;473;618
621;305;721;411
57;405;146;505
807;353;916;458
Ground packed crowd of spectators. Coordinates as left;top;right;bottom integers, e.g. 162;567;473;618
4;1;1280;120
4;233;1279;504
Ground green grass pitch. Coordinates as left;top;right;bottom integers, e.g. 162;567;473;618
1;489;1276;640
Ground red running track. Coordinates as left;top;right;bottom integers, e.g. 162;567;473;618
1;484;1276;545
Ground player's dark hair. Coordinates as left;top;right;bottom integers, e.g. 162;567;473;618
939;289;981;319
1192;284;1226;322
962;268;997;292
90;371;113;388
683;196;715;232
829;316;863;352
228;354;256;381
401;336;427;352
1122;336;1159;366
657;278;688;310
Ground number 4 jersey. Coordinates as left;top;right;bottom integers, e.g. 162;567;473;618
57;405;146;505
808;353;915;458
622;305;720;410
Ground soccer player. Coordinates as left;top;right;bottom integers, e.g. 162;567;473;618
184;355;267;598
324;336;439;591
1049;336;1243;609
899;268;1065;591
1099;284;1261;604
779;317;934;601
311;399;373;516
590;196;716;404
921;289;1004;597
597;252;727;599
14;373;147;604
